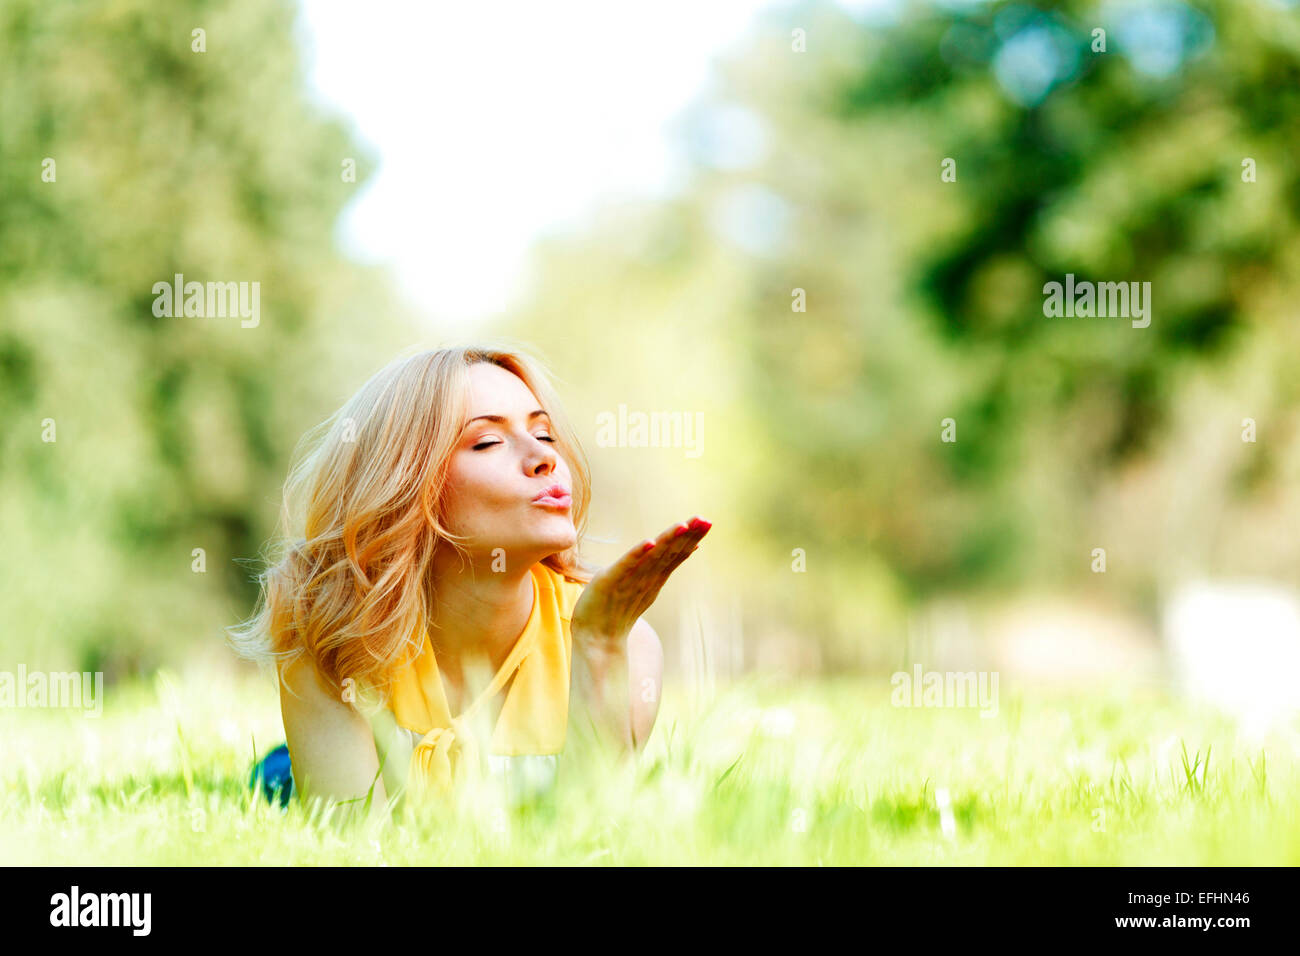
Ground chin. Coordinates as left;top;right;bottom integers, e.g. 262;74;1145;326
496;529;574;562
540;527;578;554
500;514;575;559
543;530;578;553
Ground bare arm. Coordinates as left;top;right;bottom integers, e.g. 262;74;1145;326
277;655;392;826
569;515;708;756
571;616;664;753
628;617;665;748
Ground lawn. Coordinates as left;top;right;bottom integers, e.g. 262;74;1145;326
2;665;1297;865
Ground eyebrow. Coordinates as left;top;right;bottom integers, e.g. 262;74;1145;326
465;409;551;427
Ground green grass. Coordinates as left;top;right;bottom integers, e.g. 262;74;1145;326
2;666;1297;864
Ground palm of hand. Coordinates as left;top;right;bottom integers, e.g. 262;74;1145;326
570;516;712;642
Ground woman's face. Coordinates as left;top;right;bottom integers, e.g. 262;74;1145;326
438;362;577;563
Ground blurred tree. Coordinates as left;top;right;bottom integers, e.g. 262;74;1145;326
504;0;1300;663
0;0;413;678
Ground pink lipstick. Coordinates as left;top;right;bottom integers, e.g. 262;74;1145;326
532;484;572;510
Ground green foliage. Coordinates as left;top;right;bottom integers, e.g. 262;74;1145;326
2;668;1296;864
0;0;414;676
506;0;1300;638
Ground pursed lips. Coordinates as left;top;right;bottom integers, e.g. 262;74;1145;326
531;484;571;508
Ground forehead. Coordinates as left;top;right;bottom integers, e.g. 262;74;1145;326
465;362;542;415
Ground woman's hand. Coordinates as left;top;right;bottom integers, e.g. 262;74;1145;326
571;516;712;646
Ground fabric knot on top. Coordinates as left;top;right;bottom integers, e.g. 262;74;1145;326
409;715;480;798
387;563;585;803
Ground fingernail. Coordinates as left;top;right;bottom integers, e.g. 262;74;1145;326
672;523;689;537
640;541;656;553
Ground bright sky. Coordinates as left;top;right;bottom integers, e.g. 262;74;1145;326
293;0;825;329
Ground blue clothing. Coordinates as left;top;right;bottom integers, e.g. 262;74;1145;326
247;740;560;810
249;742;295;808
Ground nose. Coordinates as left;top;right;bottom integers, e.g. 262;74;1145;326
526;435;558;477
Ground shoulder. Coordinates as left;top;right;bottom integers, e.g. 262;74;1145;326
276;653;370;738
277;651;333;703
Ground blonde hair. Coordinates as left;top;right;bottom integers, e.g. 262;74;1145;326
227;343;594;711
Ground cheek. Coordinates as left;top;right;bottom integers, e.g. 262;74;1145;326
553;455;574;488
442;458;516;531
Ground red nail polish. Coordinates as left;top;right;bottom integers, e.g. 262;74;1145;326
640;541;655;553
673;523;689;537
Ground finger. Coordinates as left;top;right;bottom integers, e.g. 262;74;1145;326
654;520;691;547
662;540;701;576
647;537;702;598
631;517;709;558
685;516;713;537
578;544;650;626
609;536;658;577
651;518;709;580
659;516;711;545
642;521;697;571
631;517;710;590
617;521;692;586
611;517;712;614
673;517;712;545
592;533;673;617
627;529;698;613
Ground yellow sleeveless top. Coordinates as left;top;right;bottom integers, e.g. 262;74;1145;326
386;561;586;800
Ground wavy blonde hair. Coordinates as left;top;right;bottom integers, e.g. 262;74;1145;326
227;343;594;711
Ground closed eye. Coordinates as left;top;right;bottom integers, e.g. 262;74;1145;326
473;434;556;450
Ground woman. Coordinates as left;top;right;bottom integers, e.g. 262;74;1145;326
228;344;711;819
